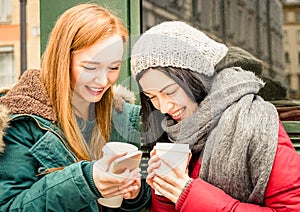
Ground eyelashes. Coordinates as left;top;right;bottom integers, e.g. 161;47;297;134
82;66;120;72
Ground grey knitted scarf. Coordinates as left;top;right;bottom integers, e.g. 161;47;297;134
161;67;278;204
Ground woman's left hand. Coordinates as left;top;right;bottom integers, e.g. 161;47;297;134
152;164;191;203
147;150;193;203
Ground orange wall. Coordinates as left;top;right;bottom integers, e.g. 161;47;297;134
0;24;20;41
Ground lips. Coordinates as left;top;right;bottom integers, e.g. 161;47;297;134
169;107;185;120
86;86;104;95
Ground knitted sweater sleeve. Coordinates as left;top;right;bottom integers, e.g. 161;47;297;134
110;102;141;147
175;123;300;212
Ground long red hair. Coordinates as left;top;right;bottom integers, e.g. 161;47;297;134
40;4;128;161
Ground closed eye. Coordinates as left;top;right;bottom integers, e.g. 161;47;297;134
165;87;179;96
143;92;156;100
166;90;176;95
82;66;96;71
149;96;157;100
108;66;120;71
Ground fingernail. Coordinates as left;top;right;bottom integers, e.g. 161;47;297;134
147;172;154;178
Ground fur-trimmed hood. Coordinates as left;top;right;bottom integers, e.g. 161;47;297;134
0;69;137;154
0;104;9;153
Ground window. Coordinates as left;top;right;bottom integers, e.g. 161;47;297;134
287;74;291;89
297;30;300;43
0;0;12;23
286;73;291;87
283;30;288;44
295;74;300;99
283;12;288;23
296;11;300;23
0;46;15;87
298;74;300;96
285;52;290;63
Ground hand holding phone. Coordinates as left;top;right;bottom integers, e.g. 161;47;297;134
109;151;142;174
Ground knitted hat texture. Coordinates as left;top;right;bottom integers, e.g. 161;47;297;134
131;21;228;78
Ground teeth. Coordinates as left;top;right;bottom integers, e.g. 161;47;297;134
172;109;184;117
89;87;103;92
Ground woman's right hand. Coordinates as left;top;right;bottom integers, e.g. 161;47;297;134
93;154;140;198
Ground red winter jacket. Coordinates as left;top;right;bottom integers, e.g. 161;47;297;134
150;121;300;212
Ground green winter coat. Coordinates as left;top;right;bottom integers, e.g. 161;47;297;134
0;70;151;211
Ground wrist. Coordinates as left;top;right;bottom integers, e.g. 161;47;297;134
176;178;193;209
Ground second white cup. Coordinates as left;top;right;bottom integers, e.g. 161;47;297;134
154;143;191;195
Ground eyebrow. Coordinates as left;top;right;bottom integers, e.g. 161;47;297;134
81;60;121;65
143;83;177;95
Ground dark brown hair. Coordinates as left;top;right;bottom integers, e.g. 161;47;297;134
136;66;209;146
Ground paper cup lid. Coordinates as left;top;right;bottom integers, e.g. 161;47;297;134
102;142;138;155
154;143;190;153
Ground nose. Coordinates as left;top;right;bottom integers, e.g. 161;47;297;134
94;71;108;85
159;97;174;114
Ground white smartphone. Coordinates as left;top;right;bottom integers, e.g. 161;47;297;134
109;151;142;174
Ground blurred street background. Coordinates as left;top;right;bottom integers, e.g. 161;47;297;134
0;0;299;101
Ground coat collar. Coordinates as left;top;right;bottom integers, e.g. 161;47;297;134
0;105;9;154
0;69;57;122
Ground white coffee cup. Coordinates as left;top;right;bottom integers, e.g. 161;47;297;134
98;142;138;208
102;142;138;156
97;195;124;208
154;143;191;195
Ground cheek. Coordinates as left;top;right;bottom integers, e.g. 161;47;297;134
183;95;197;112
174;92;195;106
173;93;187;105
107;70;120;85
70;68;90;89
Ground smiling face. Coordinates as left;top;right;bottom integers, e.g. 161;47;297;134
139;68;198;122
70;34;123;113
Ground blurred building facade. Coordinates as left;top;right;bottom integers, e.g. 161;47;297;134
142;0;287;100
283;0;300;98
0;0;289;100
0;0;40;88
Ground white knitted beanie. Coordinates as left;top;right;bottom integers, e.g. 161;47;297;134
131;21;228;78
